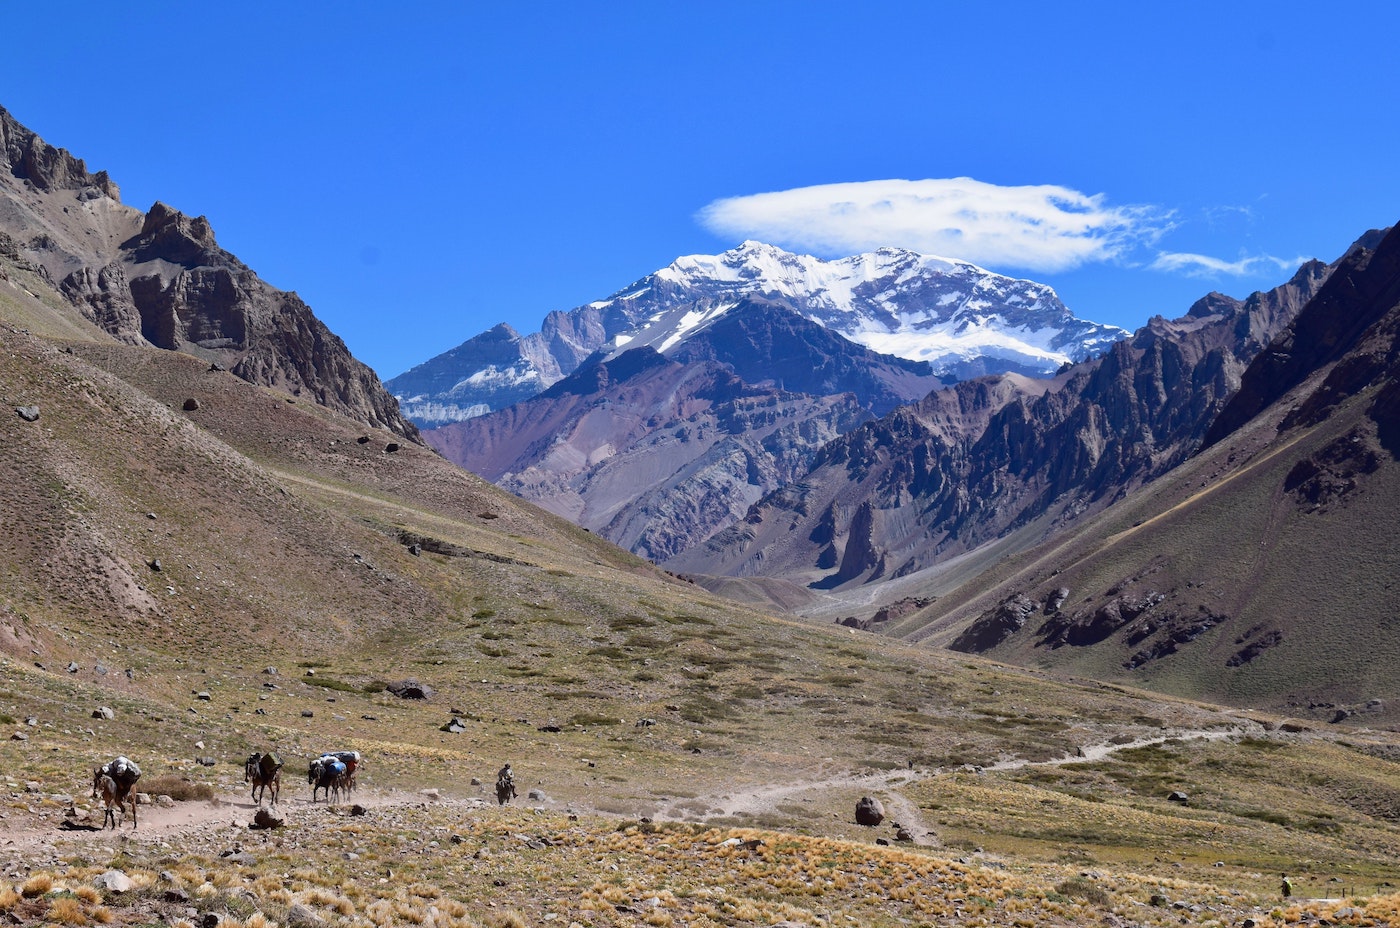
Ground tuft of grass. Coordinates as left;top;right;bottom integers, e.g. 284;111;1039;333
21;874;53;897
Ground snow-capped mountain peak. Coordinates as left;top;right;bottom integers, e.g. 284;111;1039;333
387;241;1128;428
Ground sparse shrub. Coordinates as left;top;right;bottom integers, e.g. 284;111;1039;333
142;774;215;801
485;911;528;928
304;675;360;692
570;713;621;727
0;888;20;910
1055;878;1109;906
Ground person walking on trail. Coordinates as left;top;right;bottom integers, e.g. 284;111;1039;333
1281;874;1294;899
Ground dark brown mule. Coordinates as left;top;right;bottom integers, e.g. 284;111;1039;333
245;752;283;806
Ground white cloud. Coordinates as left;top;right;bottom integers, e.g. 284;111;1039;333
1150;251;1304;277
696;177;1170;273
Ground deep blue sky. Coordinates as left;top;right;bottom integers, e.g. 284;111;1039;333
4;2;1396;378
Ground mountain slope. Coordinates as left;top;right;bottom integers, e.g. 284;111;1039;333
852;225;1400;716
0;105;417;439
388;240;1126;426
672;253;1333;590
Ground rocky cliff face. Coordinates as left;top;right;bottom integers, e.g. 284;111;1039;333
671;255;1335;588
0;105;417;440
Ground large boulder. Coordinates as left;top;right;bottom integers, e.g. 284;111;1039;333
855;795;885;827
386;678;434;700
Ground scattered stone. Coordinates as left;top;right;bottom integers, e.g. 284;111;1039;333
92;706;114;720
349;804;367;816
301;710;314;718
208;362;226;372
196;691;211;701
200;913;221;928
67;662;79;673
263;666;279;675
895;826;914;842
11;731;27;741
182;398;200;411
1167;790;1189;804
94;664;108;675
441;718;468;733
855;795;885;827
95;869;133;893
421;788;441;800
155;794;176;808
528;788;548;801
384;442;400;453
16;405;40;421
252;808;285;829
149;558;162;571
538;724;562;733
164;887;191;903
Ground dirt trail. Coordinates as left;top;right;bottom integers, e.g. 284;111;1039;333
0;788;408;866
651;727;1246;845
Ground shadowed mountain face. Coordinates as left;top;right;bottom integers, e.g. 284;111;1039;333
670;253;1334;588
0;105;417;439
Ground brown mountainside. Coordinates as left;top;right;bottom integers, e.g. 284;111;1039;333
886;224;1400;717
0;105;416;439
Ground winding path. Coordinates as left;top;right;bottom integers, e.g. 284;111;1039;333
651;726;1248;844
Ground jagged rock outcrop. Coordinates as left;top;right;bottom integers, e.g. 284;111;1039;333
1205;227;1399;446
0;105;417;440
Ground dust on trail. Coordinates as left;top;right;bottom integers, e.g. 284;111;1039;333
651;727;1247;845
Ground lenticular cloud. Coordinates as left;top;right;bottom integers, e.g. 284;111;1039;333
697;178;1167;273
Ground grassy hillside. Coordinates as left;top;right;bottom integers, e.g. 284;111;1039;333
7;285;1400;925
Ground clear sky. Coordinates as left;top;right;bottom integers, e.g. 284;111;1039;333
3;2;1396;379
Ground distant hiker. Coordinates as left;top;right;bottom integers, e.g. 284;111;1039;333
1281;874;1293;898
496;763;517;805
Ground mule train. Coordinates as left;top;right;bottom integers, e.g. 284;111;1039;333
307;750;361;803
92;755;141;830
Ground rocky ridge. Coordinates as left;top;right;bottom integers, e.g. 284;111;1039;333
0;105;417;439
